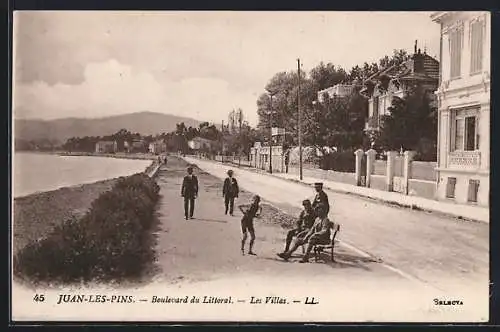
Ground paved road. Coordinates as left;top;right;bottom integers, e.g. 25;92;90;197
184;157;489;293
148;157;488;322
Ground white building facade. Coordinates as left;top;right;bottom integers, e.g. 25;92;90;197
149;140;167;154
317;84;353;102
431;12;490;207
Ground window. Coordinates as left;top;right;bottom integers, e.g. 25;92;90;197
373;97;379;118
465;116;476;151
452;108;479;152
470;18;484;74
446;177;457;198
468;179;480;203
454;118;464;150
449;25;463;79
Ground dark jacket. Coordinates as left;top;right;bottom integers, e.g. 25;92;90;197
223;177;239;198
296;209;316;231
181;175;199;198
312;190;330;214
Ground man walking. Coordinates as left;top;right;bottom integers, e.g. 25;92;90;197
312;182;330;215
181;166;198;220
223;169;239;216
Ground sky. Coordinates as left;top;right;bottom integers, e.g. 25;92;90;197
13;11;440;126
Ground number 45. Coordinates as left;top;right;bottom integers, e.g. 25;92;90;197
33;294;45;302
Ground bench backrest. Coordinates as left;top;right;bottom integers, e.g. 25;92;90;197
330;222;340;243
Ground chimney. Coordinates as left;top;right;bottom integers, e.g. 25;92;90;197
413;48;425;74
414;40;418;54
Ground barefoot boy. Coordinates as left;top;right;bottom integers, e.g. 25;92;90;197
238;195;262;256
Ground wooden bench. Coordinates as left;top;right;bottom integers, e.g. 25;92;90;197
314;222;340;262
301;222;341;262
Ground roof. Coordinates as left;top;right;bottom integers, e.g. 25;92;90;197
365;53;439;83
430;11;450;23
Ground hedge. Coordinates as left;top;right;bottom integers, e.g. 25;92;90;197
13;173;160;284
319;150;357;173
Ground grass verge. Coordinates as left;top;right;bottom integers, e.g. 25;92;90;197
13;173;160;286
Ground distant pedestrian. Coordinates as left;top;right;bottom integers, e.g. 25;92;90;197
312;182;330;215
239;195;262;256
181;166;199;220
223;170;239;216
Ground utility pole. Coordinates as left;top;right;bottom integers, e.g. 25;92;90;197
269;94;273;174
298;58;303;181
238;109;242;167
221;120;224;161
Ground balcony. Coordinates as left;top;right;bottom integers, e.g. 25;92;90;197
448;150;481;168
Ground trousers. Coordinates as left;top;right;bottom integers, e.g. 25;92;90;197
184;197;195;218
225;196;235;214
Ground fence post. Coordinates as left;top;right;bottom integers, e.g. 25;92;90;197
403;150;416;195
365;149;377;188
354;149;364;186
386;151;397;191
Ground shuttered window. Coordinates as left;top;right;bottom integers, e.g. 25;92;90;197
470;18;484;74
449;25;463;79
446;177;457;198
468;179;480;203
454;118;464;151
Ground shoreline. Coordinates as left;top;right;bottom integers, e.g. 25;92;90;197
58;151;159;161
12;156;160;255
13;178;118;255
15;150;161;161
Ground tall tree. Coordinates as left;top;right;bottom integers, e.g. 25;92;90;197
377;85;437;160
310;62;348;91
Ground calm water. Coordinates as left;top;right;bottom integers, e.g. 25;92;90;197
13;153;152;198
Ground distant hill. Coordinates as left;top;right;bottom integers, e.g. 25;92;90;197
14;111;203;143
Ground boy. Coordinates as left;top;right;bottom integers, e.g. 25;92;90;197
238;195;262;256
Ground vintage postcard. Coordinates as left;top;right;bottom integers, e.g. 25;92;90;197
11;11;490;323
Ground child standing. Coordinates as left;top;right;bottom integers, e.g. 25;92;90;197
238;195;262;256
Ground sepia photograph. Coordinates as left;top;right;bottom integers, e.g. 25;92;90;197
11;10;490;323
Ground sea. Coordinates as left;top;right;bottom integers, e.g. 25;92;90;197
13;152;152;198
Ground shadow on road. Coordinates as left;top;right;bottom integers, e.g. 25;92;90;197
191;218;228;224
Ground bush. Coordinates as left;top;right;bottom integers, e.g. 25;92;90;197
319;150;356;172
13;172;160;285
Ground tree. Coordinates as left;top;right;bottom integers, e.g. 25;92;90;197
377;85;437;161
310;62;348;91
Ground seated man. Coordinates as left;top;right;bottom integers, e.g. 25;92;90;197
280;199;316;254
277;204;332;263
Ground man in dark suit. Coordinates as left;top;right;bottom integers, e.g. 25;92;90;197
223;169;239;216
181;166;199;220
312;182;330;215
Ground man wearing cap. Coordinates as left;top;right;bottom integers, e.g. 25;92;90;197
223;169;239;216
277;203;332;263
280;199;316;254
181;166;199;220
312;182;330;215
